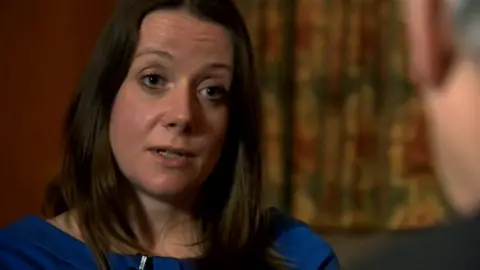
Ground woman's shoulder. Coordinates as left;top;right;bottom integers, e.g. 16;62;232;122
0;215;95;269
267;207;340;270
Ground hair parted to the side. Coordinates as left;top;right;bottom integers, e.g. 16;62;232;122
42;0;285;269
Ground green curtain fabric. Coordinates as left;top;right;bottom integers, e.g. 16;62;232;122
236;0;449;230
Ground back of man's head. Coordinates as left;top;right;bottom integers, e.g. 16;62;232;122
451;0;480;60
403;0;480;215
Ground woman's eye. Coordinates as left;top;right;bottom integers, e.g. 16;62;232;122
141;74;165;88
200;86;227;100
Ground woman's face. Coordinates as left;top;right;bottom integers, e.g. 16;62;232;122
109;9;233;200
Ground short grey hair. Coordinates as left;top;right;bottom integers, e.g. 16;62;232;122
451;0;480;58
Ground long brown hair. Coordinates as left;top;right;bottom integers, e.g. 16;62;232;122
43;0;281;269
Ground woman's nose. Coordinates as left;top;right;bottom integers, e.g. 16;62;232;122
160;83;195;134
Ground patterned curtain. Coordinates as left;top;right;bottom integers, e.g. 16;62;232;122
236;0;450;230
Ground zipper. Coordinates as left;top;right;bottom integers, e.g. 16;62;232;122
138;255;149;270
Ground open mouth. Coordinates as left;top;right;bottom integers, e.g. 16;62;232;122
150;148;194;159
155;149;183;159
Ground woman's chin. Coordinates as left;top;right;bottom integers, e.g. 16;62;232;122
132;176;199;200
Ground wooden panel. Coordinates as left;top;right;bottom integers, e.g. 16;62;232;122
0;1;114;226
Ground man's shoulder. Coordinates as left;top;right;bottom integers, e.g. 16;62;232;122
348;215;480;270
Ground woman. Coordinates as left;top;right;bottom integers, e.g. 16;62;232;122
0;0;338;269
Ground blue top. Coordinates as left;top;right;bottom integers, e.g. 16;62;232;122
0;209;339;269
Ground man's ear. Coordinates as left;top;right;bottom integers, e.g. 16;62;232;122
402;0;454;89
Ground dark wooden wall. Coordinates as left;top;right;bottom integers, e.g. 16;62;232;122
0;1;115;226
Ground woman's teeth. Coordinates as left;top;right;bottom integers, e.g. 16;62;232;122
156;149;182;158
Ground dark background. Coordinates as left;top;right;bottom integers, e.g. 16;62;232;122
0;0;115;226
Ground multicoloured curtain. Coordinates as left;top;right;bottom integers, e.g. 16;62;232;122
236;0;449;230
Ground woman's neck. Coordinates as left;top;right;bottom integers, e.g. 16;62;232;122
48;196;203;258
131;192;201;257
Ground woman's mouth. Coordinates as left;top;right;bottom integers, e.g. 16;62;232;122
148;146;196;167
154;149;185;159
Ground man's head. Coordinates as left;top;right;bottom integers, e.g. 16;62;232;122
403;0;480;214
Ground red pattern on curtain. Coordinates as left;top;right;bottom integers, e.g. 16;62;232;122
236;0;448;230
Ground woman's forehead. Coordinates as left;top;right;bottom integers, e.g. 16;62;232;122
137;10;233;64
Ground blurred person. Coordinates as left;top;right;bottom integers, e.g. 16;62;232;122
349;0;480;269
0;0;339;269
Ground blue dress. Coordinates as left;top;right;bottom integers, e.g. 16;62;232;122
0;209;339;269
